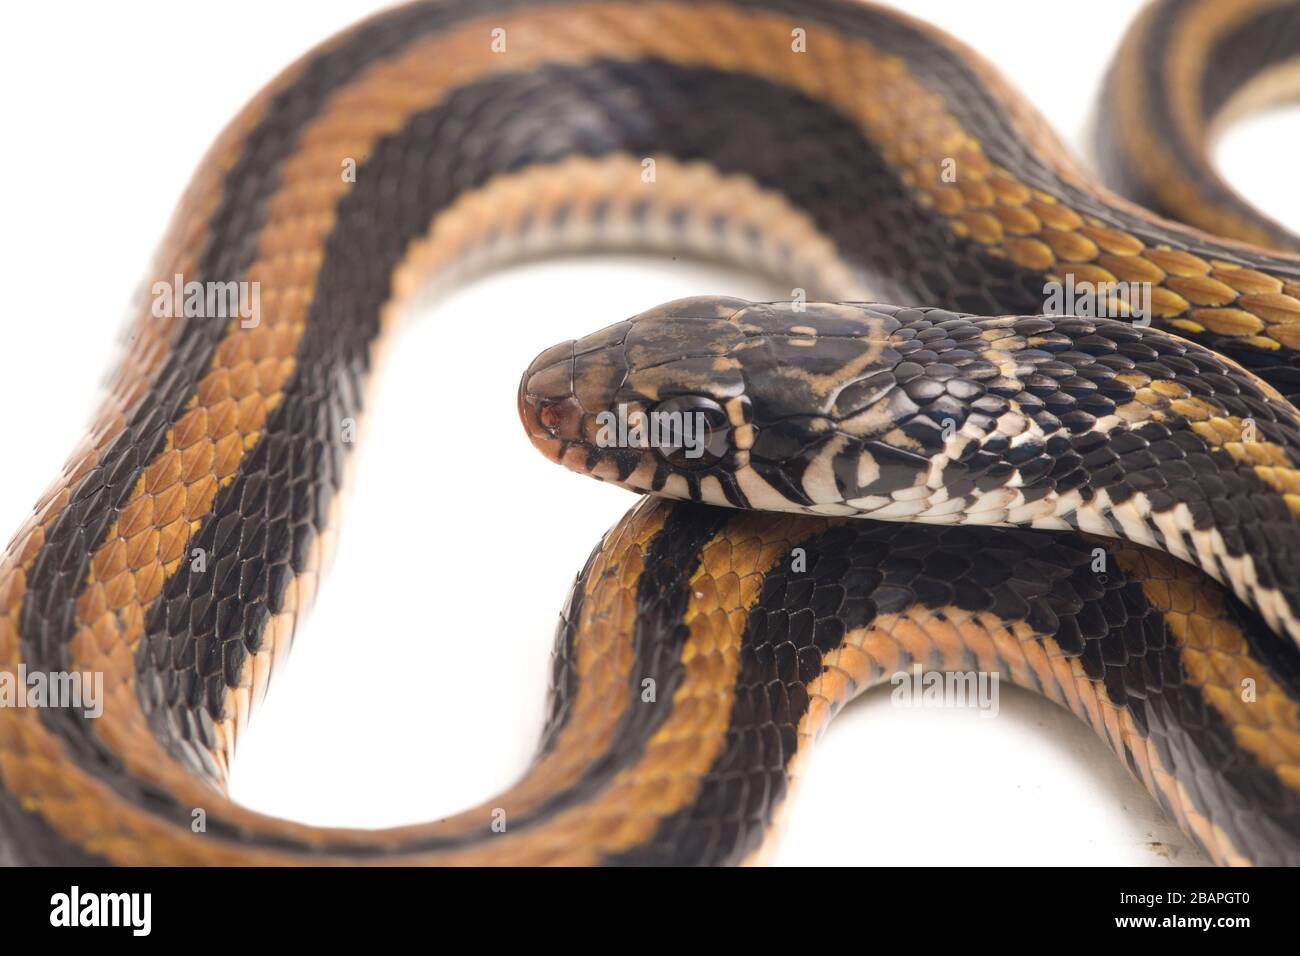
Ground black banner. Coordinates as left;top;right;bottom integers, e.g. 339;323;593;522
0;864;1284;942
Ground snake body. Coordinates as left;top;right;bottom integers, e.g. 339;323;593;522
3;0;1300;865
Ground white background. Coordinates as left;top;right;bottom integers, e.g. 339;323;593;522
1;0;1296;866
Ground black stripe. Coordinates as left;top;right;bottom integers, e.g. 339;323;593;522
535;543;592;756
524;502;732;816
1199;1;1300;122
0;788;111;867
1094;0;1200;219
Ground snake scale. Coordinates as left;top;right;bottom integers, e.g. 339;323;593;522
3;0;1300;866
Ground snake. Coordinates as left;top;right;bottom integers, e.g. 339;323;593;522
2;0;1300;867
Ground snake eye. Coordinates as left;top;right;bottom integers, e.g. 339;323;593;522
650;396;732;469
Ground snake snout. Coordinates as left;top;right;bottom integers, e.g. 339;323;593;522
519;339;583;458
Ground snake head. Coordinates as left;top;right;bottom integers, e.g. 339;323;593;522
520;296;952;514
519;297;752;494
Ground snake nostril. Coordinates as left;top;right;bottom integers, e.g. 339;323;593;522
538;401;564;433
524;394;583;443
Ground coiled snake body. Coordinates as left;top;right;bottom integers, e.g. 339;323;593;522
3;0;1300;865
